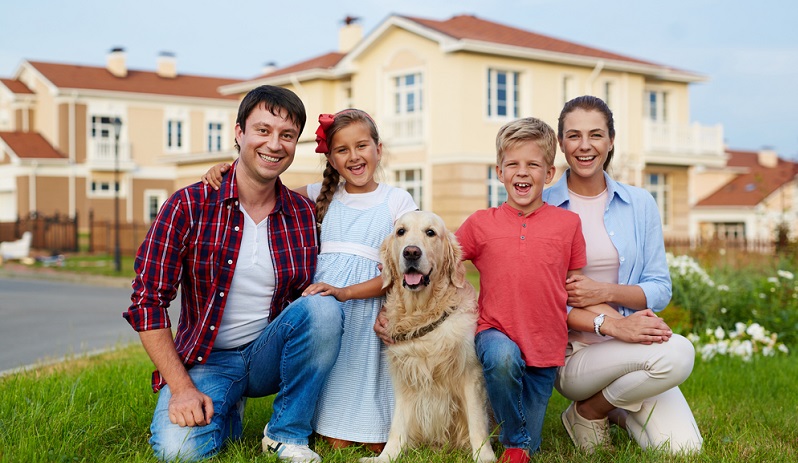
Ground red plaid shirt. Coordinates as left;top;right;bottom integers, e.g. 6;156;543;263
124;161;318;392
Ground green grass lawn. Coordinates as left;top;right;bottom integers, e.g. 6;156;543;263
1;344;795;462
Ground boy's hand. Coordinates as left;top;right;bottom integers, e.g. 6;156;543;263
200;162;231;190
302;282;348;301
565;274;608;308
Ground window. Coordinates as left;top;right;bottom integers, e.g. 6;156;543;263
562;75;577;105
144;189;168;222
89;180;120;198
487;166;507;207
603;81;615;109
714;222;746;240
394;73;423;115
644;173;669;227
487;69;519;118
167;119;183;149
394;169;423;209
645;90;668;122
91;116;116;140
207;122;223;152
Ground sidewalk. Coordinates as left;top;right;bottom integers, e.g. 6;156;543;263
0;262;132;288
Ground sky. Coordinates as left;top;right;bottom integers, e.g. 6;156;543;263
1;0;796;157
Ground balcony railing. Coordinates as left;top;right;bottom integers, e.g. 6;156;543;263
643;120;725;162
381;113;424;145
87;139;133;171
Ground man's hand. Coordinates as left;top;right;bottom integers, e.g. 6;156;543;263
373;307;393;345
168;386;214;427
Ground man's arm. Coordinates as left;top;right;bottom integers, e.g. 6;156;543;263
139;329;214;427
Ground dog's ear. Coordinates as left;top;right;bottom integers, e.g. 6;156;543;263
380;232;397;290
444;230;465;288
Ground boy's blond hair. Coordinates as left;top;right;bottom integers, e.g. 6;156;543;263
495;117;557;167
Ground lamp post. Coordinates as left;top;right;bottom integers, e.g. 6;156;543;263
112;117;122;272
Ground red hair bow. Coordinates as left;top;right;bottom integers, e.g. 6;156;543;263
315;113;336;154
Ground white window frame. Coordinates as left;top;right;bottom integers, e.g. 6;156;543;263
487;166;507;207
143;189;168;222
394;72;423;115
645;89;668;122
165;108;189;153
394;168;423;210
487;68;520;119
644;172;670;228
207;121;224;152
87;178;123;198
562;74;577;106
601;79;618;110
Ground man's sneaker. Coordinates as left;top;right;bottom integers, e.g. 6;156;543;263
498;447;530;463
262;425;321;462
561;402;611;452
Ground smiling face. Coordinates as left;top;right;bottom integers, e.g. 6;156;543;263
327;121;382;194
497;140;555;215
559;108;615;183
234;103;299;186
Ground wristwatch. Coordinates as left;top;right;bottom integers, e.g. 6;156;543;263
593;313;607;336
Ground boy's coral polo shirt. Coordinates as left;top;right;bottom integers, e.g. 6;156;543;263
456;203;586;367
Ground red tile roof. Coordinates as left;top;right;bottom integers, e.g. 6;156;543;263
696;150;798;207
0;132;67;160
0;78;34;94
26;61;242;100
256;52;346;79
403;14;662;67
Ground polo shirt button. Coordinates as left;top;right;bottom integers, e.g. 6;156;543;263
197;356;203;362
521;236;525;240
522;223;527;228
619;257;625;262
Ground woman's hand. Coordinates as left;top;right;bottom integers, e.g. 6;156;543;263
200;163;231;190
302;282;349;301
566;274;608;308
602;309;673;345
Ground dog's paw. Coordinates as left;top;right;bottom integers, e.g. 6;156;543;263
474;447;497;463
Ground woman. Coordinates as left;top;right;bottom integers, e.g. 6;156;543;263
542;95;702;453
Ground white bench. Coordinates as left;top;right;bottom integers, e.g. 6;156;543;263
0;231;33;260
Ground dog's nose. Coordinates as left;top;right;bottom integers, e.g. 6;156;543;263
403;246;422;261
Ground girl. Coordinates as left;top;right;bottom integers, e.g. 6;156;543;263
542;95;702;453
202;109;417;452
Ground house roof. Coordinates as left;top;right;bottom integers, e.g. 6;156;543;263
0;78;34;94
696;149;798;207
403;14;660;67
24;61;242;100
0;131;68;160
231;13;698;92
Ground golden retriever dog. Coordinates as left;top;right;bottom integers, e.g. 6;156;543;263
361;211;496;463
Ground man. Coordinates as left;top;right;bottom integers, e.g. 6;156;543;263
125;85;343;463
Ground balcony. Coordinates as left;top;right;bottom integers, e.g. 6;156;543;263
381;113;424;146
643;120;726;167
87;138;135;171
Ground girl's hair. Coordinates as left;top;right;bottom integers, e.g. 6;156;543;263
557;95;616;171
315;109;380;229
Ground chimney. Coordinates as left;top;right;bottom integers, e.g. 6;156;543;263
107;47;127;78
757;149;778;168
339;16;363;53
262;61;277;76
157;51;177;78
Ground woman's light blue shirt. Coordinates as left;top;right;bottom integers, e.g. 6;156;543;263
542;170;672;315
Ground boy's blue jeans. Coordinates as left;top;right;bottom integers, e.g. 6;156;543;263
475;328;557;454
149;294;343;462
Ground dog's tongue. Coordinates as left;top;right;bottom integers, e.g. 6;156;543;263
404;273;423;286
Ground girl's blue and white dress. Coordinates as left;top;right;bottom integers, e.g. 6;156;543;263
308;182;417;443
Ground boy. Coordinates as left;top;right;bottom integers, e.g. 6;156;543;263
455;117;586;463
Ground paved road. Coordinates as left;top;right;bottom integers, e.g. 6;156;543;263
0;275;174;374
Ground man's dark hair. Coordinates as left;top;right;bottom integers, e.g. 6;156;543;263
235;85;306;151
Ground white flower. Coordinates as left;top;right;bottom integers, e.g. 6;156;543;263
714;326;726;340
759;293;767;299
777;270;794;280
768;277;779;284
721;307;728;314
717;284;730;292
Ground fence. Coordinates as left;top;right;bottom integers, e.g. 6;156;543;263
0;213;78;253
664;237;776;255
87;211;148;256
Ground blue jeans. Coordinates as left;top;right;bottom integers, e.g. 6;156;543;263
149;294;343;462
475;328;557;454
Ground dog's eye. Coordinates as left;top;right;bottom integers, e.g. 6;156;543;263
426;229;436;237
397;228;406;236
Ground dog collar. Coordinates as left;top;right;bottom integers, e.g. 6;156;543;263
391;307;455;342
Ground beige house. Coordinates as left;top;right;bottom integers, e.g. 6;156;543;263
690;149;798;241
220;14;726;238
0;49;242;229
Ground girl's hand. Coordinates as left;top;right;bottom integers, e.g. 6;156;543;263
200;163;231;190
302;282;348;301
603;309;672;345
